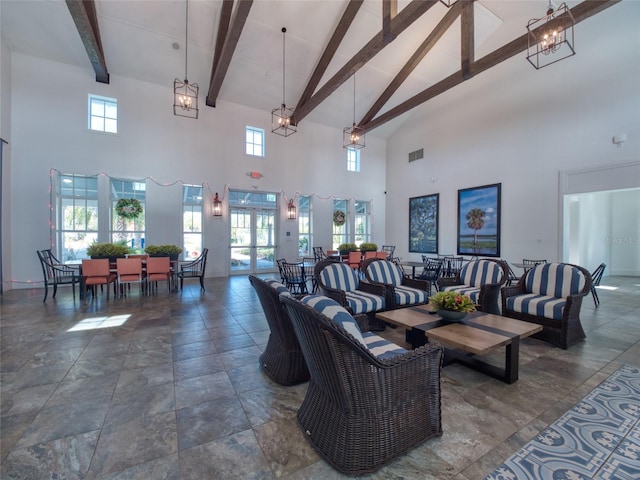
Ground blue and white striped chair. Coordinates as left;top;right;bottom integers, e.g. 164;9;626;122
363;258;430;310
314;259;386;324
501;262;592;349
438;259;508;314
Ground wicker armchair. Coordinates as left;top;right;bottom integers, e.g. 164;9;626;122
501;262;591;349
280;294;443;475
362;258;430;309
438;259;508;315
314;259;386;329
248;276;310;385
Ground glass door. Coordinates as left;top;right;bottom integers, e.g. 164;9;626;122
229;190;278;274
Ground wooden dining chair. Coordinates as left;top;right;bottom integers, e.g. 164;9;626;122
82;258;117;299
145;256;172;294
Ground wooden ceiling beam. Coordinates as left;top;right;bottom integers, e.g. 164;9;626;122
65;0;109;83
383;0;398;42
293;0;363;116
359;2;462;127
291;0;439;126
206;0;253;107
208;0;233;98
363;0;621;133
460;0;475;79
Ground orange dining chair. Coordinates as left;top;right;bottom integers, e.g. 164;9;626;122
82;258;117;299
146;256;172;294
375;251;388;259
116;257;143;297
347;251;362;270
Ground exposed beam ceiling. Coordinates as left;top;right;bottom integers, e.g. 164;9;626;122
206;0;254;107
65;0;109;84
59;0;622;135
362;0;622;133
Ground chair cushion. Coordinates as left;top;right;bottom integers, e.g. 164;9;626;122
460;260;503;288
344;291;385;314
394;286;428;306
525;263;587;298
441;285;481;304
302;295;405;358
264;278;292;297
302;295;365;346
361;332;408;360
319;262;360;292
366;260;403;287
506;293;567;320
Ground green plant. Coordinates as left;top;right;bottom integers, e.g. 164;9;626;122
144;244;183;256
87;242;131;258
359;242;378;252
337;243;358;253
429;291;476;313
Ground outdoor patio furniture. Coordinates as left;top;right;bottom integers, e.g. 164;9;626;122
362;258;430;310
438;259;508;314
501;262;591;349
590;263;606;307
248;276;310;385
280;294;443;475
178;248;208;291
314;259;386;329
37;249;80;302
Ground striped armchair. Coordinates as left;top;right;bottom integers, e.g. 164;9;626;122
438;259;508;315
501;262;592;349
362;258;430;309
314;259;386;325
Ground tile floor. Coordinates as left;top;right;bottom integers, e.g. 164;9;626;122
0;275;639;479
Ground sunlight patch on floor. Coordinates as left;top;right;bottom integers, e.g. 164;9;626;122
67;314;131;332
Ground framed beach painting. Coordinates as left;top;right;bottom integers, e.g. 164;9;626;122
457;183;501;257
409;193;439;254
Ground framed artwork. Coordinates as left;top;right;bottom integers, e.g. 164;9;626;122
409;194;439;253
457;183;501;257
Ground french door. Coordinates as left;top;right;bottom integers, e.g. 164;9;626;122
229;192;278;274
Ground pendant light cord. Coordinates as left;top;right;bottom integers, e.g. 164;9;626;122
184;0;189;82
352;74;356;126
281;27;286;105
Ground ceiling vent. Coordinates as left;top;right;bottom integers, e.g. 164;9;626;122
408;148;424;163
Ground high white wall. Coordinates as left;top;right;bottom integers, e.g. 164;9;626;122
5;53;387;289
1;25;12;290
385;1;640;275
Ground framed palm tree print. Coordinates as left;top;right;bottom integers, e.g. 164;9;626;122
409;193;439;253
457;183;501;257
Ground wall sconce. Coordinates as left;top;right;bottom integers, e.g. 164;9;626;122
212;192;222;217
287;199;297;220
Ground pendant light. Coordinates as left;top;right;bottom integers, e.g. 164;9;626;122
271;27;297;137
174;0;199;118
343;74;365;149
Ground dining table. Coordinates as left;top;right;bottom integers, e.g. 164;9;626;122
398;261;425;279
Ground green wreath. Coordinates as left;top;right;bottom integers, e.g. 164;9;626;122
115;198;143;220
333;209;346;227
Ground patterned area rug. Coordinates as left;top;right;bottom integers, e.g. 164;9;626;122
485;364;640;480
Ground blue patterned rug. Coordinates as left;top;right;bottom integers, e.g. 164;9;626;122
485;364;640;480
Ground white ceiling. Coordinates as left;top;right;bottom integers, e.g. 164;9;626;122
1;0;578;138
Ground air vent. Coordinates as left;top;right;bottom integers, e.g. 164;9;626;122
408;148;424;163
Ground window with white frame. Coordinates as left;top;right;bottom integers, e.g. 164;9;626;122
111;179;146;250
347;147;360;172
183;185;203;260
88;94;118;133
246;126;265;157
332;199;348;250
298;195;311;257
354;200;371;246
56;174;99;261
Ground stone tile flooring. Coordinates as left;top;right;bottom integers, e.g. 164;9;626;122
0;275;638;479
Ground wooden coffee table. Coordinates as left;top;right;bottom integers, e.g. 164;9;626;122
376;305;542;384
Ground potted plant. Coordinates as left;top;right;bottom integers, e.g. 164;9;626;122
359;242;378;252
337;243;358;256
144;244;183;260
428;291;476;320
86;242;131;261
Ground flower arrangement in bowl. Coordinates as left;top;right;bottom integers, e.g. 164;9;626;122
429;291;476;320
